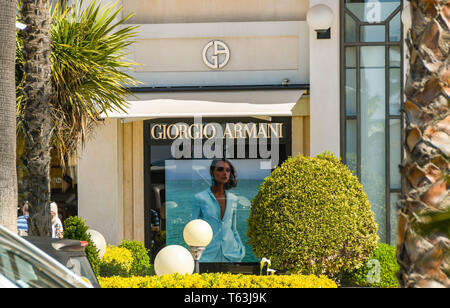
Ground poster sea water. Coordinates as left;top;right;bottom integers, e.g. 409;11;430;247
165;159;271;263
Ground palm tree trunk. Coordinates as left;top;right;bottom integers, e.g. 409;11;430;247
0;0;18;232
21;0;53;236
397;0;450;288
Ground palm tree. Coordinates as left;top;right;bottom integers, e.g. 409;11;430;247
16;0;138;235
20;0;54;236
397;0;450;288
47;0;138;165
0;0;18;232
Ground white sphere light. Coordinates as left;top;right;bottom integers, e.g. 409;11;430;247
307;4;334;31
154;245;195;276
183;219;213;247
86;229;107;259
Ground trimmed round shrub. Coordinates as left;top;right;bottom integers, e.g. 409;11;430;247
99;245;133;277
247;153;379;276
63;216;100;275
340;243;400;288
119;240;152;276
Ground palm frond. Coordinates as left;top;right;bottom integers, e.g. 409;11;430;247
16;0;140;168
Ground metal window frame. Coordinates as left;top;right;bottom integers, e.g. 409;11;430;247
143;116;293;269
340;0;404;245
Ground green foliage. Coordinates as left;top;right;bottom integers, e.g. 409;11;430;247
119;240;152;276
16;0;139;166
63;216;100;275
247;153;379;276
99;245;133;278
99;241;153;277
98;273;337;288
340;243;400;288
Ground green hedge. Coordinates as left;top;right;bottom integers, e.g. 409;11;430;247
98;241;153;277
340;243;400;288
63;216;100;275
98;273;337;288
119;240;153;276
99;245;133;277
247;153;379;276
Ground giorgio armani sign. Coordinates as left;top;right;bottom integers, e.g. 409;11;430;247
202;40;231;70
150;122;284;140
149;118;286;168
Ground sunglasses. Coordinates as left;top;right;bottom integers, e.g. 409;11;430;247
216;167;231;172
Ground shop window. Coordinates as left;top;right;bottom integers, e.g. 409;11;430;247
341;0;403;244
144;117;291;272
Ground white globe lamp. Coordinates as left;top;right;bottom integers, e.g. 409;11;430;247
307;4;334;39
154;245;195;276
183;219;213;247
86;229;107;259
183;219;213;273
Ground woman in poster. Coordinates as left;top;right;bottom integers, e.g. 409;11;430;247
190;159;245;262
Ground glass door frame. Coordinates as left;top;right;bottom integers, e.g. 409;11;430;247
339;0;405;244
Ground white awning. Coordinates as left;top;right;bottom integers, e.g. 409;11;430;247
101;89;307;122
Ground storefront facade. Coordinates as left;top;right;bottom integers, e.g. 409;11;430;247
76;0;405;269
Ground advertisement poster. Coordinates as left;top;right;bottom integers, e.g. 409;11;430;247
165;159;271;263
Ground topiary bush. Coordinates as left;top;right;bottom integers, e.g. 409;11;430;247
340;243;400;288
247;153;379;276
63;216;100;275
119;240;152;276
99;245;133;277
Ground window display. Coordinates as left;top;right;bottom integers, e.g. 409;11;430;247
165;159;271;262
144;117;291;267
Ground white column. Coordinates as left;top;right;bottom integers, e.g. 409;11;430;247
77;119;124;246
75;0;125;246
309;0;341;157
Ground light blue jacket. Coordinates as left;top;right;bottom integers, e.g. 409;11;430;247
191;188;245;262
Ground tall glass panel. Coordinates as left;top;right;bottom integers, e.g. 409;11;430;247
346;47;357;67
389;68;401;115
390;193;401;245
346;120;357;174
390;119;401;189
389;46;402;115
345;13;358;43
361;25;385;42
389;46;401;67
346;69;357;116
360;46;386;242
343;0;402;244
345;0;401;23
345;47;357;116
389;12;402;41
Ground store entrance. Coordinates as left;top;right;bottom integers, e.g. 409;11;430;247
144;117;291;273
